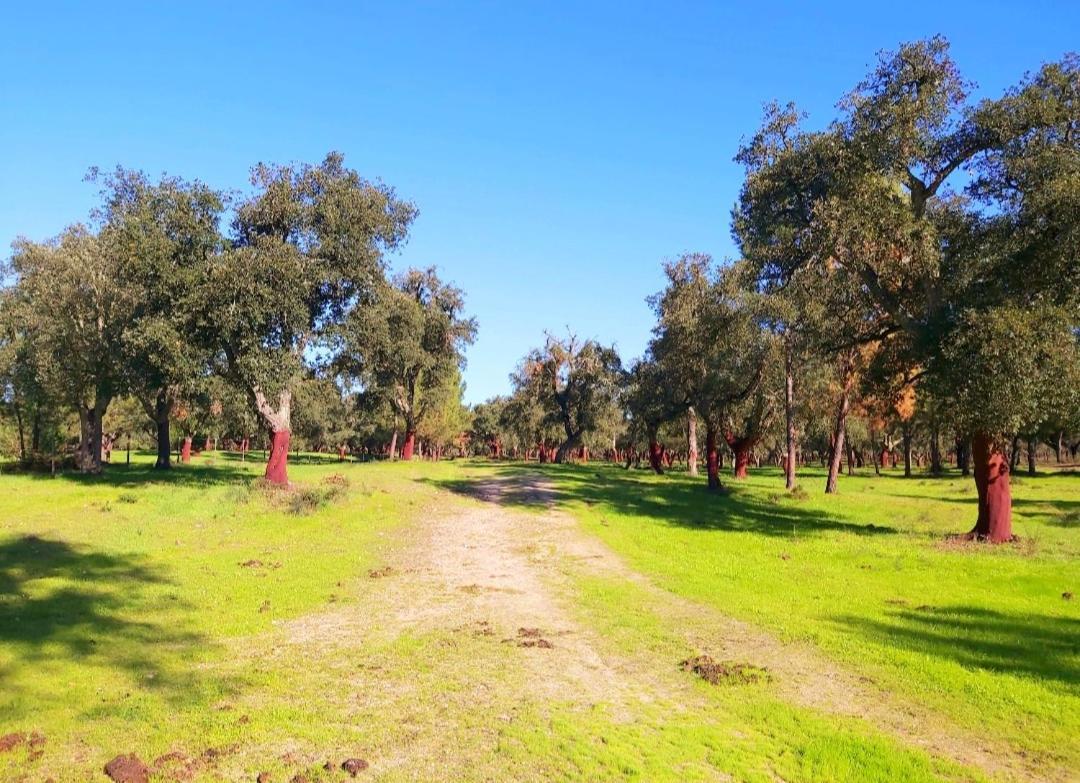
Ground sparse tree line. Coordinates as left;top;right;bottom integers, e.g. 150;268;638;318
1;38;1077;542
470;38;1080;544
0;154;476;485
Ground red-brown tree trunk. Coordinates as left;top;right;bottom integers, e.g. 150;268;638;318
338;445;346;462
538;442;548;463
705;425;722;491
401;430;416;460
265;429;290;485
969;432;1013;542
725;434;755;480
180;436;192;463
647;438;664;474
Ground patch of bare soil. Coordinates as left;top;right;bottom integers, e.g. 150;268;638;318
680;655;770;685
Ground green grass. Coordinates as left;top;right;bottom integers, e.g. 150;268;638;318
479;461;1079;774
0;452;437;780
1;453;1076;781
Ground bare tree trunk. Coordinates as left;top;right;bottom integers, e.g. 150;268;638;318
74;396;110;473
1027;436;1037;476
687;408;698;476
825;365;853;494
784;343;797;490
902;424;913;477
956;435;970;477
252;386;292;485
705;424;722;491
969;432;1013;542
388;429;398;460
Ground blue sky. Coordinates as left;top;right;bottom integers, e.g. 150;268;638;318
3;1;1077;403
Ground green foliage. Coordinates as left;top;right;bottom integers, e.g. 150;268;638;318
511;332;622;459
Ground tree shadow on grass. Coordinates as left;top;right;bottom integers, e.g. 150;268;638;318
831;605;1080;688
0;535;229;713
421;461;898;538
10;459;255;489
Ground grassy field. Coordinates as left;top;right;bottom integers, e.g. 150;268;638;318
516;461;1080;774
0;452;1076;781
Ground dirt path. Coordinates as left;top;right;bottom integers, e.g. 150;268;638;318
282;471;1055;783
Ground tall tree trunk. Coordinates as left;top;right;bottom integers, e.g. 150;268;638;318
705;424;722;491
554;434;580;464
687;408;699;477
538;441;548;463
252;387;292;485
647;429;664;475
1056;430;1065;463
825;383;852;495
401;429;416;460
784;344;797;490
969;432;1013;542
902;424;913;477
13;401;26;463
1026;436;1037;476
930;426;943;475
956;436;970;477
1009;434;1022;472
74;397;110;473
180;436;192;463
388;430;398;460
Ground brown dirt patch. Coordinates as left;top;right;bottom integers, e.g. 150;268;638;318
680;655;770;685
104;753;150;783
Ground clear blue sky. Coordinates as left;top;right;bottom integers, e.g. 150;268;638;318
3;1;1076;403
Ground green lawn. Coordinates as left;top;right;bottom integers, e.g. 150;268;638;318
0;453;1076;781
508;461;1080;774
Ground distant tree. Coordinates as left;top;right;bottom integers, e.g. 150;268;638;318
470;397;508;457
6;227;136;472
91;167;224;470
199;152;415;484
511;333;622;463
623;358;680;473
339;266;476;461
650;256;769;490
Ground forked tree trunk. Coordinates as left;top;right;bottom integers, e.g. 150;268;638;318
825;395;850;495
253;387;292;485
969;432;1013;542
705;425;722;491
687;408;699;476
725;434;756;480
825;353;854;494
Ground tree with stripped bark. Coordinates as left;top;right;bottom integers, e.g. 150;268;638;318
735;38;1079;539
200;152;415;484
